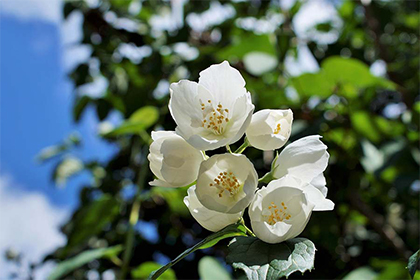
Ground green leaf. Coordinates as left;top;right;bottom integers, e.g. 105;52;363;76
291;73;334;98
350;111;381;143
226;237;316;280
217;33;276;60
63;195;120;254
104;106;159;137
342;267;378;280
322;56;377;88
52;156;84;186
151;187;190;217
198;256;231;280
408;250;419;279
149;222;247;279
37;133;81;163
48;245;123;280
375;261;410;280
73;95;91;122
132;262;176;280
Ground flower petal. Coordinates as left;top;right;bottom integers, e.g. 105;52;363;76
198;61;246;105
196;153;258;214
184;186;242;232
273;135;329;183
302;184;334;211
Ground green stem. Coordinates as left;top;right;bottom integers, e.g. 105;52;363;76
240;218;256;237
258;172;274;184
120;147;149;279
234;138;250;154
149;222;246;279
226;145;232;153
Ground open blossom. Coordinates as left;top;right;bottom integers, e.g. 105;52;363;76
184;185;243;232
272;135;334;211
169;61;254;151
195;153;258;214
246;109;293;151
248;175;314;244
148;131;204;188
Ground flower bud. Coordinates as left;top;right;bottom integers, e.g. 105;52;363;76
246;109;293;151
148;131;204;188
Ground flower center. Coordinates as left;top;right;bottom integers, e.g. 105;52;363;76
200;99;229;135
263;202;291;225
273;123;281;134
209;171;241;198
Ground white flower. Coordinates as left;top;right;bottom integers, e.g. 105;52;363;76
169;61;255;151
246;109;293;151
248;175;314;244
184;185;242;232
148;131;204;188
195;153;258;214
272;135;334;211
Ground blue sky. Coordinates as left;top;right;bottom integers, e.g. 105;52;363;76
0;1;117;278
0;9;118;207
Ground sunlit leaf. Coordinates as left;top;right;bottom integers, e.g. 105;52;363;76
198;256;231;280
226;237;316;280
243;52;278;76
104;106;159;137
48;245;123;280
291;73;333;98
52;156;84;186
322;57;377;88
350;111;381;143
361;140;384;173
132;262;176;280
342;267;377;280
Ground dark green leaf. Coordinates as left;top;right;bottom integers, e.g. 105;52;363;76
226;237;316;280
48;245;123;280
64;195;120;253
73;95;91;122
408;250;419;279
149;222;247;279
217;33;276;60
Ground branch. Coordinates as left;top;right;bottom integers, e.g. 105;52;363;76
348;191;409;260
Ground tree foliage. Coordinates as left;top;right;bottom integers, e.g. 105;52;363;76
33;0;419;279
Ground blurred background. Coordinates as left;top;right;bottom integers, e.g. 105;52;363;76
0;0;418;279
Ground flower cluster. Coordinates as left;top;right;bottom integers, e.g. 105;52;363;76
148;61;334;244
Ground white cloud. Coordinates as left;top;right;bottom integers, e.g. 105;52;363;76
0;174;69;280
0;0;62;24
